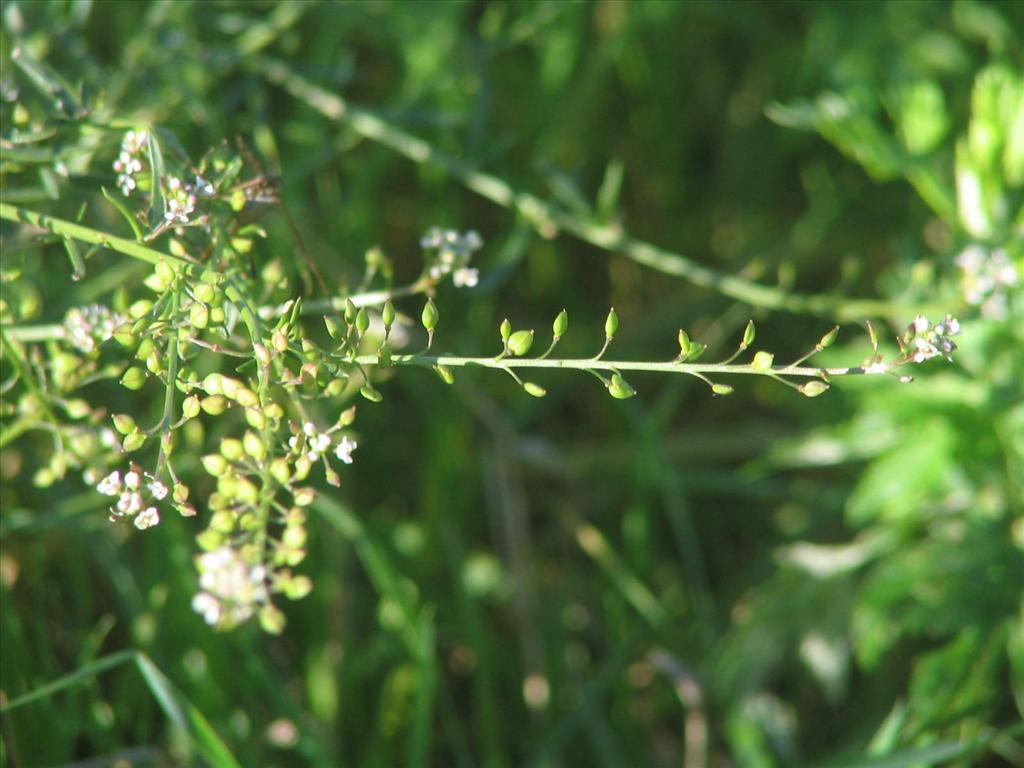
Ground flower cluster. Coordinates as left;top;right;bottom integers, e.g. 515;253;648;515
421;227;483;287
96;466;167;530
64;304;125;353
902;314;961;363
113;129;148;196
191;546;269;629
955;245;1019;319
164;175;198;225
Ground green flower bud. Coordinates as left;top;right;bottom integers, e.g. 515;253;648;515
120;367;147;390
337;406;357;427
210;509;236;533
608;373;636;399
196;529;224;552
324;316;343;339
64;399;91;419
553;309;568;338
201;395;228;415
294;454;312;481
819;326;839;348
677;329;691;359
686;342;707;361
523;382;547;397
265;403;285;421
284;575;313;600
122;430;146;452
500;318;512;343
751;350;774;371
253;343;272;367
325;378;346;397
173;483;190;504
604;308;619;338
741;320;756;349
382;300;395;327
711;383;734;396
283;526;307;549
421;298;439;331
293;487;316;507
508;329;534;357
356;307;370;334
434;364;455;384
273;328;289;353
259;605;286;635
112;413;137;434
798;381;830;398
344;299;357;324
189;303;209;330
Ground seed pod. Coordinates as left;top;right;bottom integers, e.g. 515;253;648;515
120;367;147;390
523;382;547;397
711;383;734;396
605;308;619;339
553;309;568;339
798;381;830;397
421;298;439;331
608;373;636;399
508;330;534;357
434;364;455;384
382;300;395;328
752;351;774;371
819;326;839;348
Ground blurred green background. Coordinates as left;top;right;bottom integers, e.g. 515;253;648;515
1;1;1022;766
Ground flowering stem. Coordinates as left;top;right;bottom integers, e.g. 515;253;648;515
254;57;955;323
352;353;867;379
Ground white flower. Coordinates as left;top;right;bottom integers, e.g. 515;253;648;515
453;267;479;288
912;315;930;333
335;436;357;464
148;480;168;500
134;507;160;530
192;547;268;628
863;361;888;375
116;490;143;516
97;471;121;496
124;471;141;490
912;337;939;363
192;592;222;625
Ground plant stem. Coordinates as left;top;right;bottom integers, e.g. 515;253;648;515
253;57;953;323
357;353;862;379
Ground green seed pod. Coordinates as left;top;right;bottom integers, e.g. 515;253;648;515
265;403;285;421
128;299;154;320
173;483;189;504
155;259;175;289
285;575;313;600
508;329;535;356
253;343;272;367
200;395;228;415
751;350;774;371
798;381;830;397
112;413;137;435
500;318;512;343
345;299;357;324
711;383;734;396
202;453;229;476
243;430;266;461
182;395;200;420
64;399;91;419
259;605;286;635
293;453;312;481
235;388;259;408
523;382;547;397
605;308;619;339
360;385;383;402
220;437;244;461
134;337;154;362
819;326;839;348
608;372;636;399
193;282;215;304
686;342;707;361
434;364;455;384
324;316;343;339
293;487;316;506
382;300;395;328
421;298;439;331
270;457;291;485
122;430;146;452
120;366;147;391
196;529;224;552
220;377;241;400
203;373;225;396
742;320;756;349
356;307;370;334
273;328;289;353
209;306;226;325
553;309;568;338
210;509;236;533
245;407;266;430
113;323;137;348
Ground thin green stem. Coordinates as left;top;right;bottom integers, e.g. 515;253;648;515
348;353;859;379
253;57;953;322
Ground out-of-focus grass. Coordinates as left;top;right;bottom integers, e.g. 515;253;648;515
2;2;1022;766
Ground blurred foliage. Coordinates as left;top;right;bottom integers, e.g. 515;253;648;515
1;1;1022;767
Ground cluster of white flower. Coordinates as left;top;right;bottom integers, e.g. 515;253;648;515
421;227;483;288
903;314;961;363
96;466;167;530
113;130;148;196
955;245;1019;319
164;175;198;225
64;304;125;353
288;422;358;464
191;547;268;628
